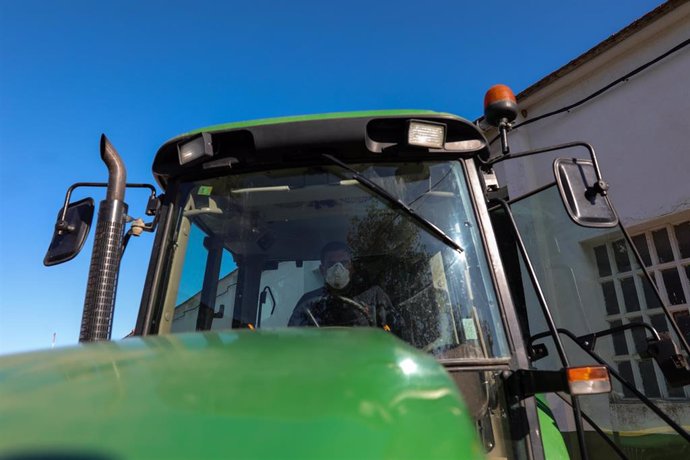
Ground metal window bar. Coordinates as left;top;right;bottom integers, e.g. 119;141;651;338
529;327;690;441
545;394;629;460
491;198;591;460
603;226;690;399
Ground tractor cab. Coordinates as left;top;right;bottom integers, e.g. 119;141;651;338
38;91;690;459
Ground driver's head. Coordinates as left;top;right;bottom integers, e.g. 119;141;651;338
320;241;352;290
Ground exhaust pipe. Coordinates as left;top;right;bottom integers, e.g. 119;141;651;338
79;135;128;342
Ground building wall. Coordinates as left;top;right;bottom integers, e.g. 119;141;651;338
492;2;690;228
483;2;690;442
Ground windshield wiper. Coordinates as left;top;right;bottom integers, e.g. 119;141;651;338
322;154;463;253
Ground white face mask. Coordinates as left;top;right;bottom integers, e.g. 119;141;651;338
325;262;350;290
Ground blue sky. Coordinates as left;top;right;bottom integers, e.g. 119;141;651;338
0;0;665;355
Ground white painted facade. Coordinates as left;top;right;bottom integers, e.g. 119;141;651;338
490;2;690;228
482;1;690;441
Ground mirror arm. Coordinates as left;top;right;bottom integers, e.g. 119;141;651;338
59;182;158;225
530;322;661;357
57;182;95;232
483;141;605;184
585;179;610;200
55;219;76;234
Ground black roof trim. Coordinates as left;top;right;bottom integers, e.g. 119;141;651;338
152;113;487;189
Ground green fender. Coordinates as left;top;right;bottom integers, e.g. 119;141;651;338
536;394;570;459
0;328;485;459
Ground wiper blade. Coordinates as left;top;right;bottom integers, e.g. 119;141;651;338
322;154;463;253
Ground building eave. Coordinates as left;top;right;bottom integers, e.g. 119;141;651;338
516;0;685;102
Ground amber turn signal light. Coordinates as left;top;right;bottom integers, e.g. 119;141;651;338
566;366;612;395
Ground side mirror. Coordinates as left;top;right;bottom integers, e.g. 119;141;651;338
553;158;618;228
647;334;690;387
44;197;95;266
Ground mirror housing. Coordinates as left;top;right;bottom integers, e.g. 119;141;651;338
44;197;95;266
554;158;618;228
647;334;690;387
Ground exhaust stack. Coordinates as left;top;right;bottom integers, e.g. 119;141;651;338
79;135;128;342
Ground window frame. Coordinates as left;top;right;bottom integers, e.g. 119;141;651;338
593;215;690;400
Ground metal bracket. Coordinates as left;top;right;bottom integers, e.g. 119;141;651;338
647;334;690;387
498;121;512;156
503;369;568;401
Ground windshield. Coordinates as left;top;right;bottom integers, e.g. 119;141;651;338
157;160;509;360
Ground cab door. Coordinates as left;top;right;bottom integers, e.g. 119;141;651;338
491;184;690;459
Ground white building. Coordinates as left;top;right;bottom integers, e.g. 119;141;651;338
483;0;690;445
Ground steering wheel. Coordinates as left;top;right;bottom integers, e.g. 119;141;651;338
333;294;374;326
305;294;374;327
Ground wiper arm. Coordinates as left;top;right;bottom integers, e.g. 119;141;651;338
322;154;463;253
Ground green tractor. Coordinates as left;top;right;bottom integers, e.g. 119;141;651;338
2;86;688;459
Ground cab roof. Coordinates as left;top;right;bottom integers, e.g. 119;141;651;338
153;110;487;189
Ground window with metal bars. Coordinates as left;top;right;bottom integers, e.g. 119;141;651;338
594;220;690;399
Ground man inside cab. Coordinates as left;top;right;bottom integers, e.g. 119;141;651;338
288;241;394;329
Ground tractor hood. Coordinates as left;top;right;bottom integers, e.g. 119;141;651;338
0;328;483;459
